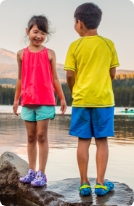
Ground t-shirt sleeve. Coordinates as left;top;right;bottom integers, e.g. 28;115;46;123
64;43;76;72
110;44;120;68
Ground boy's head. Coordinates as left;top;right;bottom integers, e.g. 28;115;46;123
74;3;102;35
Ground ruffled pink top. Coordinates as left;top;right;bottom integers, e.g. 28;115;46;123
21;47;55;106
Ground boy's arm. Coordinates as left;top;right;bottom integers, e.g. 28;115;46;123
64;42;76;93
110;67;116;80
13;50;23;115
66;70;75;94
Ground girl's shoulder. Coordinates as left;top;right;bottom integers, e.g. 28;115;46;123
47;48;55;61
17;49;25;61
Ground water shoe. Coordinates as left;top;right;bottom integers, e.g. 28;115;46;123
79;183;92;196
31;170;47;187
19;169;36;184
95;181;114;196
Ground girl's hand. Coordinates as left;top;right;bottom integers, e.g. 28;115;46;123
60;99;67;115
13;101;19;116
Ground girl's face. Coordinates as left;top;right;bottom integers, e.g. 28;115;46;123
27;24;47;46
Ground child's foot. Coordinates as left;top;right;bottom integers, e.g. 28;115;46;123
79;183;92;196
19;169;36;183
31;171;47;187
95;181;114;196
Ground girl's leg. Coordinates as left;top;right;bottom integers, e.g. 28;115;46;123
25;121;37;172
77;138;91;184
95;138;109;185
36;119;49;174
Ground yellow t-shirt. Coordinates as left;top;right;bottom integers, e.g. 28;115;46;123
64;35;119;107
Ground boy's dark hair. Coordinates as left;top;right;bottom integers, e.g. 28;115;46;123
27;15;50;34
74;3;102;29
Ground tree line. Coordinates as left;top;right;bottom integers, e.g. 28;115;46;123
1;78;134;107
0;85;15;105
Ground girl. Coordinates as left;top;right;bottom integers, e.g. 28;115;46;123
13;15;66;187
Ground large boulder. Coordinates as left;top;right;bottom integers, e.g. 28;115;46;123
0;152;133;206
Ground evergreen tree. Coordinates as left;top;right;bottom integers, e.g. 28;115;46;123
1;78;134;106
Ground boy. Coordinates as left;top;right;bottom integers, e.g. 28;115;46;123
64;3;119;196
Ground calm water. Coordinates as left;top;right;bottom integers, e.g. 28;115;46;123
0;106;134;205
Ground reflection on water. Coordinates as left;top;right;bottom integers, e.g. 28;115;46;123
0;113;134;205
0;113;134;149
0;114;76;151
114;115;134;144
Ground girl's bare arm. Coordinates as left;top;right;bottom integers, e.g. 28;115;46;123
13;50;23;115
48;49;66;114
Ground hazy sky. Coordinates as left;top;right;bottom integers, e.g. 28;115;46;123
0;0;134;70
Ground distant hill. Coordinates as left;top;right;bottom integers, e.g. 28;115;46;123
0;48;65;84
0;48;16;64
116;69;134;74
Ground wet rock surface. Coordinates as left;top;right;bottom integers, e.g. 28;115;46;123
0;152;133;206
0;195;39;206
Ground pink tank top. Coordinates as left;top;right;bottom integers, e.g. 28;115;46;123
21;47;55;106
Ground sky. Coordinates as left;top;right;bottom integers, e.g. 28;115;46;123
0;0;134;70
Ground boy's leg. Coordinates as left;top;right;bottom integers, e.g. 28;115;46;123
92;107;114;185
69;108;92;184
36;119;49;174
77;138;91;184
25;121;37;172
69;107;92;195
95;137;114;196
92;107;114;195
95;137;108;185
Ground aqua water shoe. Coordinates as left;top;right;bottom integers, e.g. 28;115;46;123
79;183;92;196
95;181;114;196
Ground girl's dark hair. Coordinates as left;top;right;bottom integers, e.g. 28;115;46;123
27;15;50;34
74;3;102;29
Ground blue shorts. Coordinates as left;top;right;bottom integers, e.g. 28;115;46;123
21;106;55;122
69;107;114;139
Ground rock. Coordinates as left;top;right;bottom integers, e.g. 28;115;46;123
0;152;133;206
0;195;39;206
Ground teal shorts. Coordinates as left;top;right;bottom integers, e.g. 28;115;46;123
21;106;55;122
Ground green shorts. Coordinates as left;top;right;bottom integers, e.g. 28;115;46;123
21;106;55;122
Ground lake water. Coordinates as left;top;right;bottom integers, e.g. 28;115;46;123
0;106;134;205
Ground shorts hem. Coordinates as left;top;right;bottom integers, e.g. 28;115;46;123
21;117;36;122
37;115;55;121
21;116;55;122
94;133;114;138
69;131;92;139
69;131;114;139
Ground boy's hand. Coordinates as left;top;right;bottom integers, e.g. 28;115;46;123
110;67;116;80
60;99;67;115
66;70;75;93
13;102;19;116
